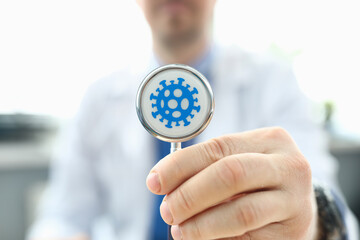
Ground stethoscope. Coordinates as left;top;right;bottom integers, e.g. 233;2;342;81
136;64;214;239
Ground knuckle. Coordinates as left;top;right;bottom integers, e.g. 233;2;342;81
292;153;312;184
288;219;313;240
205;136;232;161
237;232;252;240
236;202;258;229
184;218;204;240
265;127;291;141
217;157;246;190
176;186;195;215
285;154;314;216
299;157;312;180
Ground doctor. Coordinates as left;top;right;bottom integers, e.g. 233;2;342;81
29;0;358;239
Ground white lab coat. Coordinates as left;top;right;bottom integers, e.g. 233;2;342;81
28;44;359;239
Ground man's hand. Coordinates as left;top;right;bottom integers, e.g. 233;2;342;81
146;127;319;240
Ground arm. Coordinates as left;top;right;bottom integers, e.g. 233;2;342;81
262;60;359;239
144;59;358;239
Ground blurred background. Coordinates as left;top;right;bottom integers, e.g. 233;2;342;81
0;0;359;239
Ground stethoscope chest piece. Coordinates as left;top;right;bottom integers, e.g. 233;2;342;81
136;64;214;142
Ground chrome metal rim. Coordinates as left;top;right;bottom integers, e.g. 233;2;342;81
136;64;214;142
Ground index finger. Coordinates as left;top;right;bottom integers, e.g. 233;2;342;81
146;127;295;195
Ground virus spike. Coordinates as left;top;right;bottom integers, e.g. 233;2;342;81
194;98;198;102
152;111;159;119
150;93;157;100
186;84;190;88
183;119;190;126
193;105;201;112
175;121;180;126
177;78;185;85
190;113;194;119
166;121;173;128
159;117;164;122
160;80;167;88
152;103;156;108
191;87;199;95
170;80;175;85
156;88;160;93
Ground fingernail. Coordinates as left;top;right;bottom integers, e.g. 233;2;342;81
146;172;161;193
160;200;173;224
171;225;182;240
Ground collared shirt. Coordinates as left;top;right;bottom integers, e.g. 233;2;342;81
28;44;359;240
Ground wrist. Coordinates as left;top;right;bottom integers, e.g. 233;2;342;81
313;182;347;240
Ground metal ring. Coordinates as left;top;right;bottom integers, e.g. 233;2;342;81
136;64;214;142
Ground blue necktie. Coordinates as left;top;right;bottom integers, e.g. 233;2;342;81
150;48;213;239
150;138;195;240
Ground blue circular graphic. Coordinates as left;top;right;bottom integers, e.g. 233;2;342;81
150;78;201;128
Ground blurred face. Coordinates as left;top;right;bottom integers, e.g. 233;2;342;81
137;0;216;49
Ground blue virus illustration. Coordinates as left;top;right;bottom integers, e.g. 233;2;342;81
150;78;201;128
